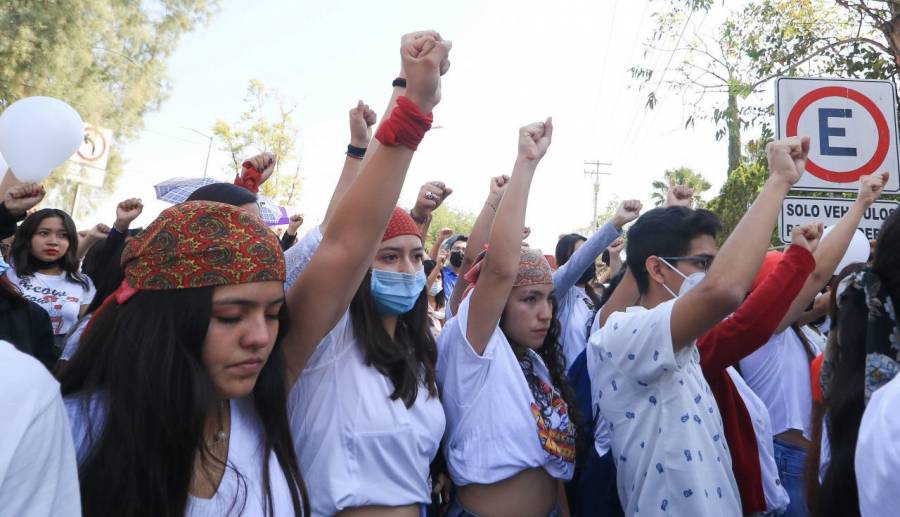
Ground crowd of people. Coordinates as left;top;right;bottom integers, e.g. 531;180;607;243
0;30;898;517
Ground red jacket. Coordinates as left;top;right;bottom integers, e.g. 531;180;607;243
698;245;815;513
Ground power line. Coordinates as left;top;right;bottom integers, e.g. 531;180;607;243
620;8;700;155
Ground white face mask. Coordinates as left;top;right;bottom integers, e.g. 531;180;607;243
658;257;706;299
429;282;443;297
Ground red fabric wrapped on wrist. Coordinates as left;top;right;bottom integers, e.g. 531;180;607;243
235;163;263;193
375;96;433;151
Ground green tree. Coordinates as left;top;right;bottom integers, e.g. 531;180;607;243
650;167;712;207
425;205;477;249
0;0;219;218
212;80;302;208
633;0;890;175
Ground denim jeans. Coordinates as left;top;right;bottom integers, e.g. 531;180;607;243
774;438;808;517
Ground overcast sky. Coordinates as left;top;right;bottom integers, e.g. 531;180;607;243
85;0;741;251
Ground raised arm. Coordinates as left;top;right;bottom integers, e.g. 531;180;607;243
773;172;888;333
552;200;640;299
283;33;451;381
321;101;377;231
669;137;807;350
410;180;453;241
449;174;509;315
466;120;551;353
84;198;142;280
76;224;109;261
430;227;453;263
1;183;45;240
698;223;819;373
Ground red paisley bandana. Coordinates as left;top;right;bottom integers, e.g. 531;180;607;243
121;201;285;290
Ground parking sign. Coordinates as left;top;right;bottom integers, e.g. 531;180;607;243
776;77;900;193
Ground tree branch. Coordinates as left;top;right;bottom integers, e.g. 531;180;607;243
751;36;892;89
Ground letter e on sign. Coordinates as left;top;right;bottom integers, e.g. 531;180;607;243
776;77;900;194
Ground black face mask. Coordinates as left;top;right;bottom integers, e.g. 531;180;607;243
449;250;464;268
577;263;596;285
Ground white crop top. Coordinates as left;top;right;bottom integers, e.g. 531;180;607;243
288;311;445;516
436;296;575;487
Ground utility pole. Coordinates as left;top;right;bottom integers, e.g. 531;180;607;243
584;160;612;231
183;127;214;178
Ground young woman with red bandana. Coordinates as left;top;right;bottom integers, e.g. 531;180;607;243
280;31;453;517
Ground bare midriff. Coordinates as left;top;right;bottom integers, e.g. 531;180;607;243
457;467;557;517
337;504;421;517
775;428;810;449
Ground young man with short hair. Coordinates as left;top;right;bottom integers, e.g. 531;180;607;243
587;137;809;515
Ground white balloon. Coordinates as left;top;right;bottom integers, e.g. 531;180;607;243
821;225;870;276
0;96;83;182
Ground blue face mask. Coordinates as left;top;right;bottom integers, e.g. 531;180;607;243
0;255;9;277
370;268;427;315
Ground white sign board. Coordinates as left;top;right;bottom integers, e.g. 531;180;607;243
779;196;899;243
66;124;113;188
776;77;900;194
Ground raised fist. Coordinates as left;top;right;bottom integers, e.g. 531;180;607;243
790;222;823;254
287;213;304;235
412;181;453;220
856;172;889;207
607;237;625;255
245;152;277;183
489;175;511;199
349;100;377;147
518;118;553;162
86;223;110;240
115;198;143;232
402;32;452;114
666;185;694;208
4;183;45;216
612;200;642;230
766;136;810;186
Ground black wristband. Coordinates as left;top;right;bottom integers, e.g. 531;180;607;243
346;144;366;159
392;77;407;88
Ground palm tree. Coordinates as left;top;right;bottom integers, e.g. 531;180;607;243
650;167;712;207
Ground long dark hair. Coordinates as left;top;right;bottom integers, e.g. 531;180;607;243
555;233;600;307
10;208;89;290
349;270;439;408
816;211;900;517
501;295;586;452
58;288;308;517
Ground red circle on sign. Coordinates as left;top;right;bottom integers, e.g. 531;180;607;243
785;86;889;183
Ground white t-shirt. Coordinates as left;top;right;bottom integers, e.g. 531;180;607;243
558;286;595;370
585;317;612;458
66;395;300;516
727;367;789;513
0;340;80;517
739;327;823;439
855;373;900;517
284;223;446;515
289;312;445;516
436;296;575;486
7;269;95;336
588;300;741;516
